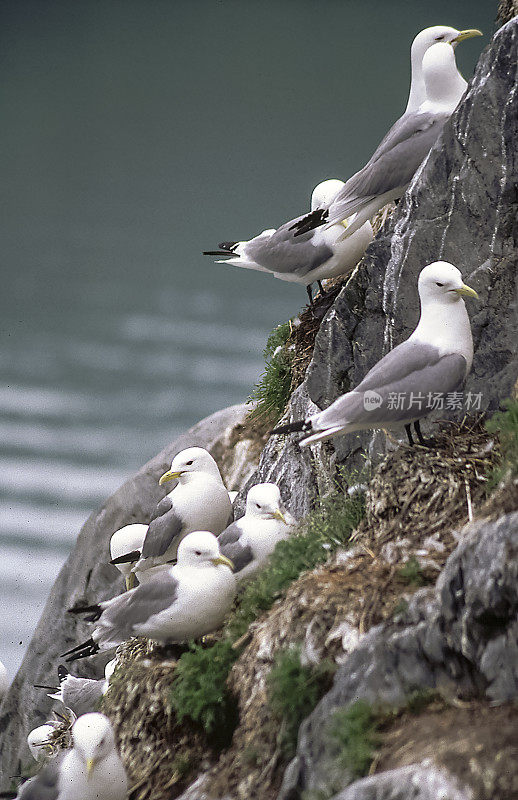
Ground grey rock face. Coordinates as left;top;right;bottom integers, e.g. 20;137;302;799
249;18;518;518
330;764;471;800
278;511;518;799
0;403;253;785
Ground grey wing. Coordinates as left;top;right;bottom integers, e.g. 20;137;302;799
219;537;254;574
141;506;184;558
99;572;180;640
17;755;63;800
328;111;448;221
217;520;245;548
246;218;333;278
61;676;104;716
150;496;174;522
315;348;468;431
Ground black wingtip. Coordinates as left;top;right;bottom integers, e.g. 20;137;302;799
271;419;310;436
62;637;100;662
203;250;233;257
57;665;69;680
290;208;328;237
34;684;58;691
110;550;141;566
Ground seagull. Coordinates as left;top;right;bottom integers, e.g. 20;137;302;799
219;484;297;582
35;660;116;717
292;30;482;240
110;524;148;590
27;723;61;763
110;447;232;577
405;26;483;112
272;262;478;447
16;713;127;800
204;179;373;304
63;532;236;661
0;659;7;701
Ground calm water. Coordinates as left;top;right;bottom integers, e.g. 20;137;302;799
0;0;494;680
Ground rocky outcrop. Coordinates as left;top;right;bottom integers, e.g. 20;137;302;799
279;512;518;799
0;403;259;782
247;17;518;517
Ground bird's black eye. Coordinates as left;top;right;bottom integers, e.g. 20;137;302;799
195;550;202;556
436;282;444;287
435;35;444;40
256;503;261;508
186;460;193;466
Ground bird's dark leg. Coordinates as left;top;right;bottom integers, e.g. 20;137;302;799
317;280;326;296
405;423;415;446
414;420;436;447
306;284;314;306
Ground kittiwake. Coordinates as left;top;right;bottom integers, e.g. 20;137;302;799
17;712;127;800
292;32;482;240
63;531;236;661
219;484;297;582
272;261;478;446
204;179;373;304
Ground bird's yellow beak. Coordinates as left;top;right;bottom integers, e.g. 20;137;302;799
125;573;137;591
453;29;483;43
211;554;234;571
455;283;479;299
273;510;287;524
86;758;95;779
159;469;182;485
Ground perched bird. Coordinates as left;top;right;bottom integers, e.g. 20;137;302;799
204;179;373;305
63;532;236;661
129;448;232;575
0;659;7;701
110;524;148;590
292;31;482;240
405;26;483;112
272;262;478;447
16;713;127;800
27;723;61;763
219;484;297;582
36;660;116;717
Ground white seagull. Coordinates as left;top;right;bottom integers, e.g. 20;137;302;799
110;448;232;577
204;179;373;304
35;660;116;717
219;484;297;582
63;532;236;661
272;262;478;447
110;523;148;590
17;713;127;800
292;29;482;240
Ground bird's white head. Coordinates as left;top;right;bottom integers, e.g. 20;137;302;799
407;26;481;112
418;261;478;306
245;483;287;523
159;447;222;486
72;713;116;778
177;531;234;571
311;179;345;211
27;723;58;762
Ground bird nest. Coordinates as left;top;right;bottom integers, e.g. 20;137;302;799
355;416;499;563
99;639;210;800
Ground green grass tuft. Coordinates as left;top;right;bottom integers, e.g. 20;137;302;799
267;646;336;756
486;398;518;489
397;556;429;587
248;322;293;423
330;700;382;779
170;639;238;738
